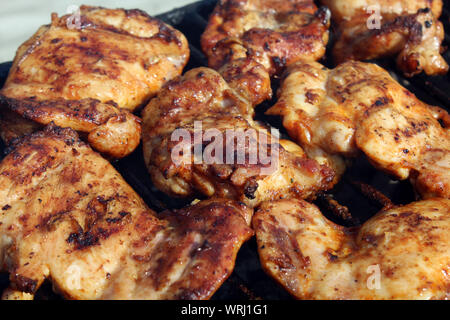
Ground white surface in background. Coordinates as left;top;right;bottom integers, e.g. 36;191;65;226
0;0;196;62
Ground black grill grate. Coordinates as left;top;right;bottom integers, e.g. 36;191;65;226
0;0;449;300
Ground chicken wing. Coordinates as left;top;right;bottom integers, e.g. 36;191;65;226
0;5;189;158
201;0;330;75
321;0;448;76
254;198;450;299
0;125;252;299
267;60;450;198
142;67;334;208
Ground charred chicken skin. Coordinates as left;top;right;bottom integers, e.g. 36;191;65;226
0;125;252;300
142;67;334;208
254;198;450;299
267;60;450;198
0;5;189;158
321;0;448;76
201;0;331;76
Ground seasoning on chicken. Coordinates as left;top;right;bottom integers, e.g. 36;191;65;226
0;5;189;158
141;67;334;208
201;0;330;76
0;108;42;145
321;0;448;76
0;125;252;300
254;198;450;299
267;60;450;198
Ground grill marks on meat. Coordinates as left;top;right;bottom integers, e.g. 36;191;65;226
126;200;253;300
254;198;450;299
0;125;252;299
1;1;448;302
267;60;450;198
201;0;330;76
142;67;334;208
321;0;448;76
0;5;189;158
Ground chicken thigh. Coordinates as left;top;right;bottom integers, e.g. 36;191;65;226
0;125;252;299
0;6;189;158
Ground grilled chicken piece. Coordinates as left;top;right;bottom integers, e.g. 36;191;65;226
142;67;334;208
254;198;450;299
0;125;252;300
0;5;189;158
201;0;330;76
321;0;448;76
267;60;450;198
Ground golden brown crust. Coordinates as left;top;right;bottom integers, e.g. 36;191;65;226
201;0;330;75
0;5;190;157
2;6;189;110
0;125;252;300
254;198;450;299
219;58;272;106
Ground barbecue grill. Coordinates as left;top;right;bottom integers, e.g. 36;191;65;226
0;0;449;300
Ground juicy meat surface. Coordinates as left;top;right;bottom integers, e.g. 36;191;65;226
0;5;189;158
321;0;448;76
0;125;252;300
201;0;330;75
254;198;450;299
267;60;450;198
141;67;334;208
